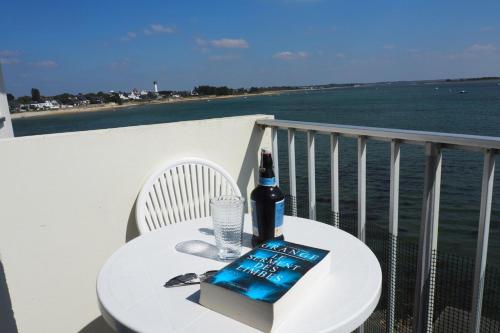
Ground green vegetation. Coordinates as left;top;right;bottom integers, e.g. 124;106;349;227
31;88;41;102
445;77;500;82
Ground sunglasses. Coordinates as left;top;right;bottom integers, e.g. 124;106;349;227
164;270;218;288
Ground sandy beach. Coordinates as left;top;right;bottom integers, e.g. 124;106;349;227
10;91;285;119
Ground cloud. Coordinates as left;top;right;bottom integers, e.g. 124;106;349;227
383;44;396;50
210;38;249;48
145;24;175;35
480;26;494;32
110;58;130;69
195;38;207;46
120;32;137;41
448;43;497;60
0;50;21;65
0;57;20;65
273;51;308;60
30;60;58;68
0;50;20;57
336;52;345;59
466;43;496;52
209;54;241;61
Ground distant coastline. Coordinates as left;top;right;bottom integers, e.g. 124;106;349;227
10;90;286;119
10;76;500;120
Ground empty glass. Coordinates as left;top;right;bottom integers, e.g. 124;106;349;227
210;195;245;260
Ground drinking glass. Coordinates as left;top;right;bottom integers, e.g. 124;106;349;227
210;195;245;260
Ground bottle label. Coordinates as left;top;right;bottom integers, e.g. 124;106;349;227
251;199;258;236
259;177;276;186
275;199;285;237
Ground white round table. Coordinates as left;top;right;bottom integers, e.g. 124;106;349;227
97;215;381;333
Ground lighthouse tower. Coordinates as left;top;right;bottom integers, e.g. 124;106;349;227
153;81;158;93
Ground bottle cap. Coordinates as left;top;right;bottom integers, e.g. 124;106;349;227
261;148;272;155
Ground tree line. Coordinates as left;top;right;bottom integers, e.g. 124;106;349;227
7;84;305;108
192;85;300;96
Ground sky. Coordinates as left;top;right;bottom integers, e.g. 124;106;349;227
0;0;499;96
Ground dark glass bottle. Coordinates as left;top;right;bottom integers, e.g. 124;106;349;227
250;149;285;247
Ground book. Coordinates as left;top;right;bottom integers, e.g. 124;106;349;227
200;239;332;332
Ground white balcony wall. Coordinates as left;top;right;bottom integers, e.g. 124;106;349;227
0;114;272;332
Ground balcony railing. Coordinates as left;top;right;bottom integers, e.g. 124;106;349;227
256;118;499;333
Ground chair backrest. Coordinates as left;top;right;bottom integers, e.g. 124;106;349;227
136;158;241;234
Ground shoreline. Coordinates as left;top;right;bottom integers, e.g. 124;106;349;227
10;90;288;119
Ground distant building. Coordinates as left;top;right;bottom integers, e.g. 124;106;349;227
153;81;158;93
128;91;141;100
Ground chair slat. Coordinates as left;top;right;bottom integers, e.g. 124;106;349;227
215;172;222;198
146;193;161;230
190;164;201;219
152;180;167;227
165;170;181;223
197;164;205;218
171;168;186;222
204;166;210;215
159;173;175;225
177;166;191;221
183;164;196;220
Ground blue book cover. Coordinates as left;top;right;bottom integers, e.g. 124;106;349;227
204;239;330;304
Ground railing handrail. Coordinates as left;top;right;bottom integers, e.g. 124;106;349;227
256;118;500;151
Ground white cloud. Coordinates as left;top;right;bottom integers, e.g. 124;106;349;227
336;52;345;59
144;24;175;36
480;26;494;32
467;43;496;52
210;38;249;48
209;54;241;61
0;50;21;65
383;44;396;50
195;38;207;46
448;43;497;60
30;60;58;68
273;51;308;60
0;57;20;65
110;58;130;69
0;50;20;57
120;32;137;41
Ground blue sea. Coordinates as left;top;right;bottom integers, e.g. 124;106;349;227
13;81;500;265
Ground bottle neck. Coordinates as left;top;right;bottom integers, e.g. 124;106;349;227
259;153;276;186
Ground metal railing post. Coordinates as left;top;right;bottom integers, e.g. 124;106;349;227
469;149;495;333
357;136;367;243
288;129;297;216
387;140;400;333
356;136;367;333
331;133;340;227
271;127;279;186
307;131;316;220
413;143;442;333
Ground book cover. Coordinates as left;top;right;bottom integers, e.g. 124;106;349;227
200;239;331;331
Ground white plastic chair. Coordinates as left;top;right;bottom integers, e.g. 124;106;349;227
136;158;241;234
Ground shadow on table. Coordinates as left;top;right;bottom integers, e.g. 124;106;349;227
198;228;253;247
79;316;115;333
175;229;252;261
186;290;201;305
